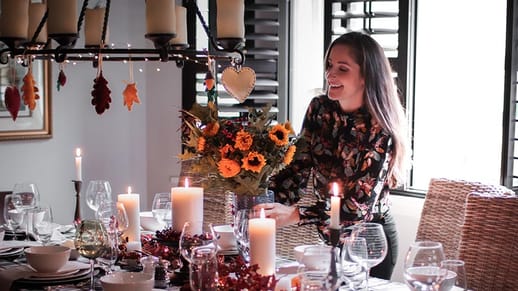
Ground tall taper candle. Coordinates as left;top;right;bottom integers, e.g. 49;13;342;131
75;148;82;181
118;187;141;244
249;208;276;276
330;182;340;229
171;179;203;234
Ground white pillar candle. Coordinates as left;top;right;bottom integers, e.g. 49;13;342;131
249;208;276;276
47;0;78;35
74;148;82;181
0;0;29;39
171;179;203;234
84;7;108;47
216;0;245;39
146;0;176;35
118;187;141;244
28;3;47;44
170;5;187;46
330;182;340;229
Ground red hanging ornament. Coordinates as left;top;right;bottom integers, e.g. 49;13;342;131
91;71;112;115
4;86;21;121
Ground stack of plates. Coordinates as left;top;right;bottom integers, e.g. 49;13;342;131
16;261;93;286
0;247;24;260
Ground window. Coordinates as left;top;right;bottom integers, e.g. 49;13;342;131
324;0;512;192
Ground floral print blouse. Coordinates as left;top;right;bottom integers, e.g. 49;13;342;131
269;95;393;241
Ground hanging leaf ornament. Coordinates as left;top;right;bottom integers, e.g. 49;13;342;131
21;66;40;111
122;59;140;111
123;82;140;111
4;86;21;121
91;71;112;114
205;57;218;102
57;68;67;91
90;55;111;114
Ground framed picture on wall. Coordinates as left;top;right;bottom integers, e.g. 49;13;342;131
0;59;51;141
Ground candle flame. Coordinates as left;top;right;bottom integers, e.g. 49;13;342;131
127;186;132;194
260;208;266;219
332;182;339;197
75;148;81;157
184;178;189;188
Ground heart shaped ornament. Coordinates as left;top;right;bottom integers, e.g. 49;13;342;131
221;66;256;103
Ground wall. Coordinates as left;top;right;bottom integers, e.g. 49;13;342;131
0;0;182;224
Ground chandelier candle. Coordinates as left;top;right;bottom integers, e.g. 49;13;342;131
0;0;29;39
249;208;276;276
171;179;203;234
28;3;47;44
216;0;245;39
145;0;176;35
118;187;141;247
47;0;78;35
85;7;108;47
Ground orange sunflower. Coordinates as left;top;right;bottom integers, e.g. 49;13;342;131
242;151;267;173
218;158;241;178
268;124;289;146
235;129;253;151
219;144;234;159
203;121;220;137
283;145;296;165
197;136;206;152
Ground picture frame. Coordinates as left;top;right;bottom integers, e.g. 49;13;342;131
0;60;51;141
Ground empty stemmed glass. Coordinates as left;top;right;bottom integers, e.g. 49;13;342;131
152;192;172;227
342;236;368;290
75;219;109;291
350;222;388;290
32;204;55;245
180;221;218;264
96;201;129;273
404;241;447;291
3;194;24;240
11;183;40;241
440;259;467;291
85;180;112;215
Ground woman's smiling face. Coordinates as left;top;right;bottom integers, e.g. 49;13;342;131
325;44;365;112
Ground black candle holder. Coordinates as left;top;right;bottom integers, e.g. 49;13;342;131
326;227;341;290
72;180;82;226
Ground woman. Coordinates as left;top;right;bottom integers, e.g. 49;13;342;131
256;32;409;279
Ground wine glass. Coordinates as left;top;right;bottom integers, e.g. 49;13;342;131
75;219;109;291
404;241;447;291
11;183;40;241
440;259;467;291
32;204;55;245
152;192;171;227
342;236;368;290
180;221;218;264
3;194;24;240
298;245;342;290
96;201;128;273
350;222;388;290
189;246;219;291
85;180;112;215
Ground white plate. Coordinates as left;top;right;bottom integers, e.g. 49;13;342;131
30;269;80;278
0;247;24;257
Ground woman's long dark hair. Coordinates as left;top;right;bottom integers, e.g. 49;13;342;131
324;32;409;187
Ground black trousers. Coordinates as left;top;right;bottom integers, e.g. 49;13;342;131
369;210;398;280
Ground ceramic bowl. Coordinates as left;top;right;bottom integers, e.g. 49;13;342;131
140;211;166;231
293;244;321;264
100;271;154;291
214;224;237;250
24;246;71;273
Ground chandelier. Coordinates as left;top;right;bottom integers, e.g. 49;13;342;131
0;0;246;66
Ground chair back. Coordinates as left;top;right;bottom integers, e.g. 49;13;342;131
416;178;513;259
458;193;518;291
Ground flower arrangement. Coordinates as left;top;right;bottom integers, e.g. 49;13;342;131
179;100;297;196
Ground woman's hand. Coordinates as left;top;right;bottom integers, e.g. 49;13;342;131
253;203;299;228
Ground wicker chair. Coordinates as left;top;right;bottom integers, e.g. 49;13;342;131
458;193;518;291
415;178;514;260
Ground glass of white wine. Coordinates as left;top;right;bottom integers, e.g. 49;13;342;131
75;219;109;291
